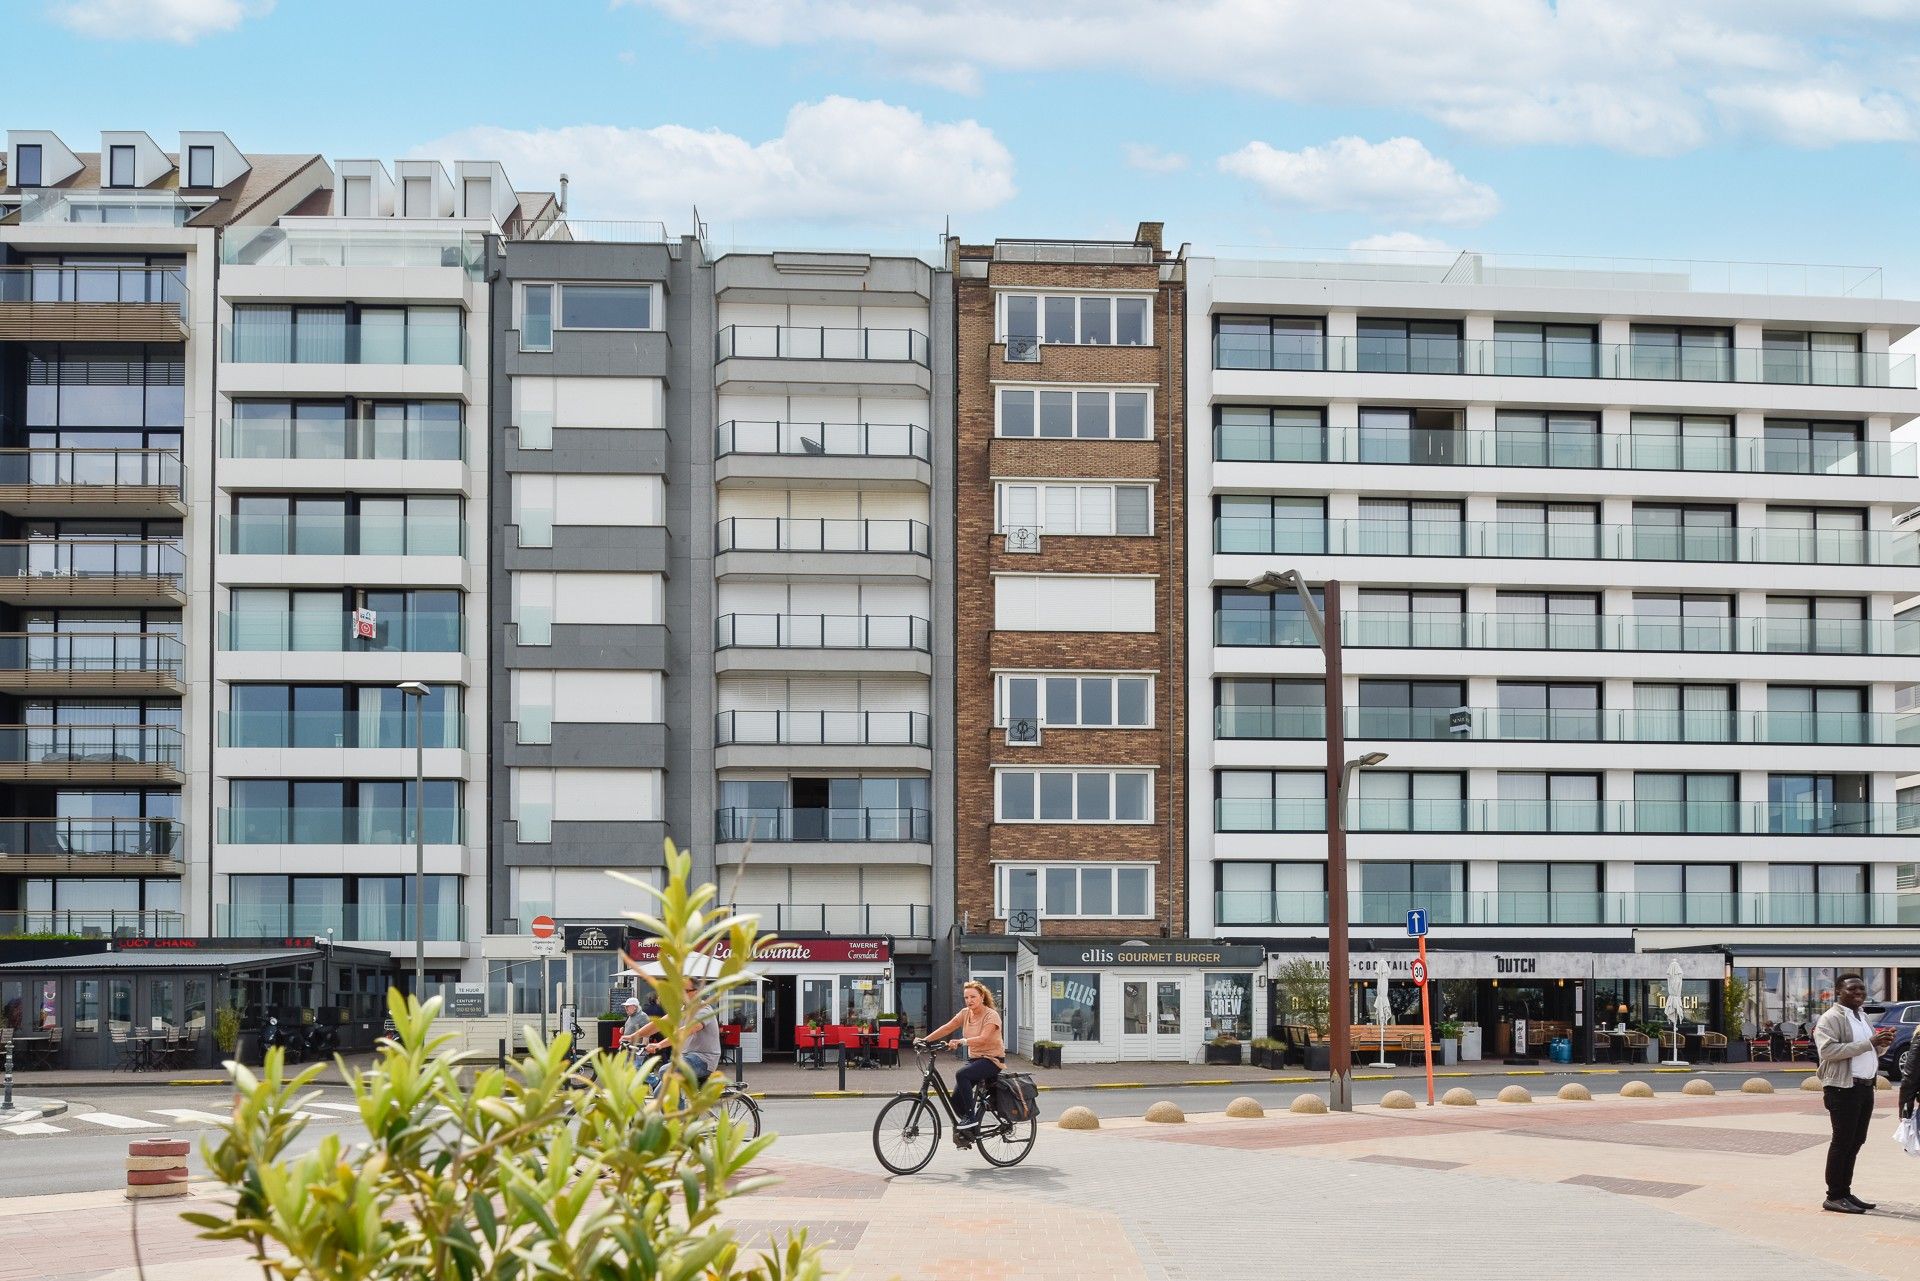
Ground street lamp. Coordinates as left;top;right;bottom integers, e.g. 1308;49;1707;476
1244;570;1363;1111
397;681;429;1001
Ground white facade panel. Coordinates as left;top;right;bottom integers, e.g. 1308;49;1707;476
995;575;1156;632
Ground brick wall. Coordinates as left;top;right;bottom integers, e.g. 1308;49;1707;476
953;244;1186;941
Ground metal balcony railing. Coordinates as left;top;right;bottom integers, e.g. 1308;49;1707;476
0;538;185;584
715;324;929;365
714;709;930;748
1214;610;1920;657
721;902;934;938
714;613;930;651
0;723;181;768
218;511;465;556
1212;890;1920;928
0;631;183;677
716;419;931;460
0;817;182;860
215;903;466;942
0;264;185;313
0;909;185;937
715;807;931;843
0;447;184;492
715;517;930;556
218;709;464;750
1210;705;1918;746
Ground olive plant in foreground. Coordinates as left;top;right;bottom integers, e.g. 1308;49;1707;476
186;841;819;1281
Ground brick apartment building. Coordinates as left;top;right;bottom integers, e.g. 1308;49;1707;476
949;227;1245;1064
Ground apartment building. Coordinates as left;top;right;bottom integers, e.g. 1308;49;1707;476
211;157;538;986
1187;251;1920;1062
950;227;1204;1063
694;248;955;1055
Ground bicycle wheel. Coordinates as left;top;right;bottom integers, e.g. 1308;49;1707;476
872;1094;940;1175
975;1107;1037;1167
721;1089;762;1139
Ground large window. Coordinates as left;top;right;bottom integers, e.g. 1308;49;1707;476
1496;862;1601;922
1629;325;1732;381
519;284;553;352
1356;498;1463;556
223;587;462;653
1348;588;1465;648
1003;294;1149;346
1357;318;1461;374
1356;680;1464;740
229;305;461;365
1497;773;1602;832
1762;419;1864;475
996;769;1151;822
224;778;461;844
1761;330;1862;386
998;673;1152;729
227;493;461;556
1633;773;1737;834
1636;863;1734;924
1766;686;1866;744
1353;771;1466;832
1214;315;1323;370
559;284;653;330
1215;678;1320;739
1765;595;1866;655
1215;406;1324;461
997;482;1151;535
1631;593;1734;652
26;342;185;434
1762;506;1867;565
225;683;460;749
1494;682;1600;741
1050;972;1102;1041
1767;863;1867;923
224;873;461;939
1357;862;1466;923
1768;773;1869;834
1492;322;1596;377
997;864;1152;919
1632;683;1733;742
226;400;461;462
1492;501;1599;558
1632;504;1735;562
1493;410;1600;467
1492;591;1600;650
996;387;1150;440
1215;862;1324;925
1216;770;1322;832
1215;494;1324;554
1357;407;1464;464
1214;584;1325;648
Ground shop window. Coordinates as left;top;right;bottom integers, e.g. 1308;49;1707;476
1206;973;1253;1041
1051;972;1101;1042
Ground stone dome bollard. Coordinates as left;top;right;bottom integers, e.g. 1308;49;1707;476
1289;1093;1328;1114
1057;1105;1100;1130
1800;1075;1824;1092
1620;1080;1655;1098
1441;1087;1477;1106
1740;1078;1774;1094
1144;1100;1185;1124
1225;1096;1264;1118
1557;1083;1591;1101
1877;1075;1893;1091
1379;1090;1416;1110
1497;1085;1532;1104
126;1139;190;1200
1682;1079;1715;1096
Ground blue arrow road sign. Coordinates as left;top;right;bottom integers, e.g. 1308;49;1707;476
1406;909;1428;937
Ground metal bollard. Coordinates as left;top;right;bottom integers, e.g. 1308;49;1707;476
3;1037;12;1111
837;1044;846;1093
497;1037;506;1072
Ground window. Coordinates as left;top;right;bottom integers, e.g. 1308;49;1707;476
998;674;1152;729
1632;593;1734;652
997;482;1151;535
519;284;553;352
1051;972;1101;1041
1629;325;1733;381
1492;501;1600;558
1493;410;1600;468
1216;770;1322;831
1214;583;1326;648
462;177;491;216
342;176;372;218
1765;595;1866;655
1356;862;1466;924
227;493;460;556
1762;506;1867;565
996;769;1151;822
107;145;135;188
1762;330;1862;386
16;144;43;188
1215;494;1324;554
997;864;1152;919
224;778;461;844
1356;680;1464;740
1357;318;1461;374
1356;498;1463;556
402;176;431;217
1762;419;1864;475
1496;862;1601;922
1215;406;1325;462
1633;773;1737;834
1215;678;1321;739
994;575;1154;633
1768;773;1869;834
1492;591;1600;649
1632;504;1735;562
996;387;1150;439
1357;407;1464;464
1765;686;1866;744
1353;771;1466;832
223;873;462;939
1497;773;1602;832
1344;587;1465;648
1214;315;1323;370
1628;414;1733;471
1495;682;1600;740
1635;863;1734;924
1767;864;1868;923
1632;684;1733;742
1215;862;1325;924
186;146;214;189
1002;294;1149;346
225;683;460;749
560;284;652;330
1493;322;1597;377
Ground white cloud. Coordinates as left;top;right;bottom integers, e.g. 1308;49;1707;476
1123;143;1188;173
1220;137;1499;226
1348;232;1457;254
1711;82;1916;146
625;0;1920;154
49;0;270;42
419;98;1014;226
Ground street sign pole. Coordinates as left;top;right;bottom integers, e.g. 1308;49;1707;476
1417;937;1434;1106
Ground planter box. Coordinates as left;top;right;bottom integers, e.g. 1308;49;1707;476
1723;1038;1750;1064
1305;1042;1330;1072
596;1020;619;1052
1458;1025;1483;1062
1439;1038;1458;1066
1204;1043;1245;1066
1032;1044;1062;1069
1252;1045;1283;1069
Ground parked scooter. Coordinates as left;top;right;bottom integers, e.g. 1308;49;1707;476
304;1019;340;1059
260;1014;306;1064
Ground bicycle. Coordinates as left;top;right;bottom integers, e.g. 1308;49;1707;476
563;1020;762;1139
871;1040;1035;1174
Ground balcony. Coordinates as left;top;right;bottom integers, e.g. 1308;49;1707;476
0;265;187;342
16;191;192;226
0;538;184;606
716;613;930;652
0;909;185;939
722;902;933;939
216;806;464;845
1215;610;1919;657
1213;797;1915;836
1213;889;1920;929
218;611;464;654
0;448;185;517
219;417;464;462
221;225;484;275
1210;705;1917;746
714;710;929;748
715;324;929;365
715;807;931;843
1211;517;1917;567
218;511;466;557
716;419;930;461
0;723;181;783
1212;334;1917;389
221;320;465;366
0;817;183;875
1216;423;1917;479
0;632;183;695
218;709;463;750
715;518;932;581
214;902;466;943
714;325;930;397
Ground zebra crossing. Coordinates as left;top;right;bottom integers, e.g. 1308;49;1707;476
1;1099;368;1139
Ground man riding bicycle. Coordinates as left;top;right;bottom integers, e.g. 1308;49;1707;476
924;980;1004;1138
638;975;723;1092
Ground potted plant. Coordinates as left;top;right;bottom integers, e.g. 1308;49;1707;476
215;1005;241;1060
1205;1034;1244;1066
1639;1021;1664;1063
1031;1039;1062;1069
596;1012;622;1052
1720;976;1751;1062
1250;1036;1283;1069
1437;1019;1462;1066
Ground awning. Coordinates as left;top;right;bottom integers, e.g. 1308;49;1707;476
0;947;320;972
1731;946;1920;968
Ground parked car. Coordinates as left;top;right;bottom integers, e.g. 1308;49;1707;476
1862;1001;1920;1079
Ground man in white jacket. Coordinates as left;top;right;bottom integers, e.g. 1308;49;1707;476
1813;974;1895;1214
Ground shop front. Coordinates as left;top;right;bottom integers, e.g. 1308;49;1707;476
1018;940;1268;1065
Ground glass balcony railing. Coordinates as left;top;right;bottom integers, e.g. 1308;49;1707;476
0;817;182;860
217;806;464;845
218;512;466;556
722;902;933;939
219;417;465;461
16;193;192;226
1213;890;1920;927
714;807;931;843
715;613;931;651
221;225;485;275
1214;424;1917;478
221;320;466;366
0;631;183;677
715;324;929;366
1210;517;1917;566
0;538;185;584
0;447;184;492
0;723;181;768
0;909;184;938
714;709;930;748
1212;335;1917;388
1219;611;1917;656
716;419;931;460
1214;705;1328;738
1213;798;1915;835
215;902;465;942
218;709;463;750
715;517;930;556
217;611;463;653
0;264;186;315
1246;705;1920;746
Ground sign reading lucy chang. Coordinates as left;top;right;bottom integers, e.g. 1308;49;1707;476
1032;941;1266;968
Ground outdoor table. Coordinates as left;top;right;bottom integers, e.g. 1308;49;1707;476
855;1031;881;1068
10;1034;50;1069
798;1030;827;1069
129;1033;161;1071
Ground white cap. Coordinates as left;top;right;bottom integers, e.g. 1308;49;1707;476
623;996;640;1009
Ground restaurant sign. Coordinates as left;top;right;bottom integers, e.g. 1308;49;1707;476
1274;951;1723;981
1033;940;1266;969
626;937;892;965
563;924;624;953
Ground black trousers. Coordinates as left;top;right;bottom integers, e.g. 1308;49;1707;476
1824;1080;1876;1199
954;1058;1001;1123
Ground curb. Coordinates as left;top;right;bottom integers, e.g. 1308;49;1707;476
0;1098;69;1123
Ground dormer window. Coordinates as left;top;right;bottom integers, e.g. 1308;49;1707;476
16;144;42;188
403;176;430;216
462;177;490;217
187;146;214;188
342;176;371;217
108;145;135;188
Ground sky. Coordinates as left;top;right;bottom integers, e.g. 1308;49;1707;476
15;0;1920;291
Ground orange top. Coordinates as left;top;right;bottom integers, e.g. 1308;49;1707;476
934;1005;1005;1063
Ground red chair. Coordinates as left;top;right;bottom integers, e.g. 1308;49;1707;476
828;1024;867;1068
720;1023;742;1070
878;1025;901;1067
794;1024;824;1068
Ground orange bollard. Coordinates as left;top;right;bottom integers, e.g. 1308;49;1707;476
126;1138;190;1200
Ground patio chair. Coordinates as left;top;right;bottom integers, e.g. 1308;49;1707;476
1623;1030;1650;1061
32;1026;60;1069
1699;1032;1728;1064
1750;1031;1777;1063
878;1025;901;1067
158;1024;183;1070
109;1021;135;1071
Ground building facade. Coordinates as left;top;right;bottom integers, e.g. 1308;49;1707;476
1187;252;1920;1062
951;228;1197;1062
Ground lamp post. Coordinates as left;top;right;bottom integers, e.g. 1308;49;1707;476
1244;571;1384;1112
397;681;429;1001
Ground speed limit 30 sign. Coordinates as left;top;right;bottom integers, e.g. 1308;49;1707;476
1410;958;1428;987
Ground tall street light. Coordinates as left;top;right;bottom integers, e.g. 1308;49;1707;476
1244;571;1384;1112
397;681;429;1000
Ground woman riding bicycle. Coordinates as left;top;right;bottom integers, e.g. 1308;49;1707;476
925;980;1004;1137
642;976;723;1091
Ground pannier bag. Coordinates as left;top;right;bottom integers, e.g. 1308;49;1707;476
991;1072;1039;1123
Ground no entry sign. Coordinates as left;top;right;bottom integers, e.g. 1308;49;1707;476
530;915;557;939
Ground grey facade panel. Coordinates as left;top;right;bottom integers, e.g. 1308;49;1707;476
714;453;930;489
712;549;931;581
506;329;669;380
502;820;670;871
506;428;669;475
501;721;669;769
503;524;669;573
714;355;929;397
503;623;669;671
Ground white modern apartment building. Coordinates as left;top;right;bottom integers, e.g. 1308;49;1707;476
1187;252;1920;1057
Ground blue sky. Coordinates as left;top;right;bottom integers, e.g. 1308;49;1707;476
19;0;1920;291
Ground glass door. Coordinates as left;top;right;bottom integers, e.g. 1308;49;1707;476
1120;980;1151;1062
1154;980;1184;1060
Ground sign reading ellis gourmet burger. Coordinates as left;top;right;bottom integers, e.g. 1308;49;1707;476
625;937;892;965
